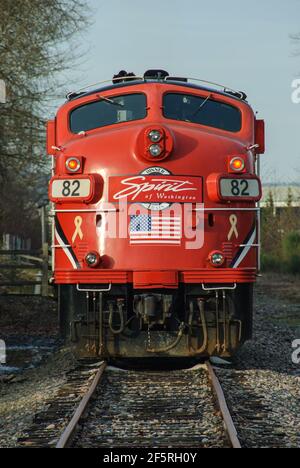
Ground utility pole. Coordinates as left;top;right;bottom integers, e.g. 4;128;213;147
0;81;6;252
38;201;49;297
0;80;6;104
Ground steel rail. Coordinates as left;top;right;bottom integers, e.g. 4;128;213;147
206;361;242;449
56;362;107;449
55;360;240;449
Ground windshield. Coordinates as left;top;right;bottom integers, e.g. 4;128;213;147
70;93;147;133
163;93;242;133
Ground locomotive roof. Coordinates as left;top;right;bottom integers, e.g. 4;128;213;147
67;79;248;104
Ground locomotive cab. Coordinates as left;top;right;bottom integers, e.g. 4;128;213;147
48;70;264;359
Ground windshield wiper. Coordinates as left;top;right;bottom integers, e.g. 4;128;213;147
192;93;212;116
97;95;124;107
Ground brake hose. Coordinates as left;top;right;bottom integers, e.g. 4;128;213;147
108;303;125;335
146;322;186;354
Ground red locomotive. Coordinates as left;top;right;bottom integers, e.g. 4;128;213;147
47;70;265;359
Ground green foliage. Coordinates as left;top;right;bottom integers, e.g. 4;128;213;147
282;231;300;274
283;231;300;254
261;189;300;274
261;253;282;272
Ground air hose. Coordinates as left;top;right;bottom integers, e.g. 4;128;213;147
187;299;208;353
108;302;125;335
146;322;186;354
194;298;208;353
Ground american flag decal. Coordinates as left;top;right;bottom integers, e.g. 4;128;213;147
129;215;182;245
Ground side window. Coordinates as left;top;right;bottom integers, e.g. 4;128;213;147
70;93;147;133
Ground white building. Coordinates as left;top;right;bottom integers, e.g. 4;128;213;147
261;184;300;208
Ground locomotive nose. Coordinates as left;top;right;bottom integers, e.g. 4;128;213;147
135;125;174;162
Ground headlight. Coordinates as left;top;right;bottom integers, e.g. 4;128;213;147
229;157;245;173
148;130;163;143
149;144;163;157
85;252;100;268
66;157;81;173
209;251;225;267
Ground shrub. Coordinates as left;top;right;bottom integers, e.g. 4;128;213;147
261;253;282;272
282;231;300;274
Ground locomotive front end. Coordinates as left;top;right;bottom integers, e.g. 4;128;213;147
48;71;264;359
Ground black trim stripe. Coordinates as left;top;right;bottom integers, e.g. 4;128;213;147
230;222;256;268
55;215;81;269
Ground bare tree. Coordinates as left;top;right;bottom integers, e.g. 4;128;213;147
0;0;90;241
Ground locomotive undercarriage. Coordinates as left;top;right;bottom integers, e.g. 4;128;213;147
59;283;253;358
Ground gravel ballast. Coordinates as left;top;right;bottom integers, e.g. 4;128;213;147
73;367;229;448
0;350;77;448
216;275;300;448
0;275;299;448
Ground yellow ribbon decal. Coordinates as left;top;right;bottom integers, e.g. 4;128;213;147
72;216;84;243
228;214;239;241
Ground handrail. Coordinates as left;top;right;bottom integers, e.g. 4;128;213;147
67;75;245;101
76;284;112;293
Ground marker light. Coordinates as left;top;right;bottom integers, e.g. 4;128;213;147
229;157;245;173
149;144;163;157
209;251;225;267
148;130;163;143
66;157;81;173
85;252;100;268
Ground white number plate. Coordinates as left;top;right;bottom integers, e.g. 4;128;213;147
51;179;91;198
220;178;260;198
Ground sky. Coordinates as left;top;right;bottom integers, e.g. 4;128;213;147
64;0;300;183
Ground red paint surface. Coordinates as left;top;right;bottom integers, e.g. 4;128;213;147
49;81;263;286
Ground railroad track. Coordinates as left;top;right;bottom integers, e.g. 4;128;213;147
19;359;241;449
206;362;241;449
18;359;104;448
